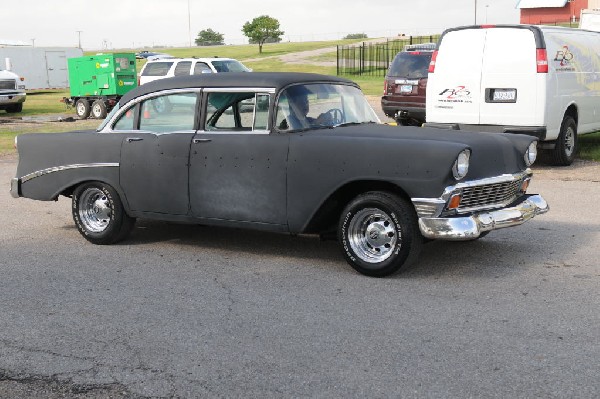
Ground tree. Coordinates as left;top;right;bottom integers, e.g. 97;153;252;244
242;15;284;53
343;33;368;40
195;28;224;46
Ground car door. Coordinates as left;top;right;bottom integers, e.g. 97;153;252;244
118;90;199;215
188;90;289;228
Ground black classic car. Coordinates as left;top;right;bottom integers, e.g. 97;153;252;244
11;73;548;277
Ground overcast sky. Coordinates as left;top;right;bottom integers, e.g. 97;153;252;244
1;0;520;49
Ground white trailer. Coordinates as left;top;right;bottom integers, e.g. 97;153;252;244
0;46;83;89
579;9;600;31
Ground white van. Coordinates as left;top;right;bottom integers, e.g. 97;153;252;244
425;25;600;165
139;57;251;85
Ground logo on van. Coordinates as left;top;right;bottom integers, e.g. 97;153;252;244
554;46;574;67
437;86;472;103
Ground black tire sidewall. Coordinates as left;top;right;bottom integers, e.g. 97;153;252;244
339;192;419;277
72;182;124;245
553;116;577;166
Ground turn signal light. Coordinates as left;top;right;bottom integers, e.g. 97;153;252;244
428;50;438;73
447;193;462;210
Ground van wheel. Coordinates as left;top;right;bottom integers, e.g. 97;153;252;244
72;182;135;245
551;116;577;166
75;99;91;119
338;192;423;277
6;103;23;113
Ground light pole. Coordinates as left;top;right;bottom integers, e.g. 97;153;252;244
474;0;478;24
485;5;489;23
188;0;192;47
76;31;83;49
31;38;35;47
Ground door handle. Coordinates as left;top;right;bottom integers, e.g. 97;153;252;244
126;137;143;142
193;138;212;143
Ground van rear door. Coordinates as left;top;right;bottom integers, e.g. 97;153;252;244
479;27;542;126
426;28;487;124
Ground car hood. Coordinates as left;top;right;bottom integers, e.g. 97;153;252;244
304;123;536;179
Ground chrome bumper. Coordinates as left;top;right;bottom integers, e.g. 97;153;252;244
10;178;20;198
0;92;26;105
418;194;549;240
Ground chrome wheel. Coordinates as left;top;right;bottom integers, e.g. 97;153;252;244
347;207;399;263
564;126;575;158
78;187;111;233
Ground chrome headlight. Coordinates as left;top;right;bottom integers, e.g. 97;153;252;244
452;149;470;180
524;141;537;166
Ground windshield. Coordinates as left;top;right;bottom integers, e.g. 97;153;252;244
388;51;432;78
275;83;379;131
211;60;250;72
96;103;120;131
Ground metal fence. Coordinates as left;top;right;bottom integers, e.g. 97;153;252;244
337;35;441;77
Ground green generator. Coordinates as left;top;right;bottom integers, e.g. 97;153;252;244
65;53;137;119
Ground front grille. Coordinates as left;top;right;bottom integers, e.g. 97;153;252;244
458;179;523;212
0;79;16;90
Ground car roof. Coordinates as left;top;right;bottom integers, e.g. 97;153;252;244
119;72;357;105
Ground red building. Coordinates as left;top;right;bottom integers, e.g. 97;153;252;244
518;0;590;24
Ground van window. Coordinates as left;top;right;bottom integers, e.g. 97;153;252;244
173;61;192;76
388;52;432;78
142;62;174;77
194;62;212;74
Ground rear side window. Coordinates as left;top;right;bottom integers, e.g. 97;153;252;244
141;62;174;76
211;60;249;72
173;61;192;76
388;52;432;78
194;62;212;74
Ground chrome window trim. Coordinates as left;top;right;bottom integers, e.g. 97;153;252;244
19;163;119;183
203;87;276;94
103;88;202;132
196;129;271;136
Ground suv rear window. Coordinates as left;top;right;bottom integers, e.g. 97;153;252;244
142;62;174;76
211;60;249;72
387;52;432;78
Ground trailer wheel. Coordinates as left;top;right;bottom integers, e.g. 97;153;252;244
91;100;108;119
551;116;577;166
75;99;91;119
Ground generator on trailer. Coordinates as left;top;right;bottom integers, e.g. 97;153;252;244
64;53;137;119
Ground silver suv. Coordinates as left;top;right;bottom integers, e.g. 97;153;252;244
0;69;26;113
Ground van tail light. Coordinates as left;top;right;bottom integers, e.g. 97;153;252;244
536;49;548;73
428;50;438;73
383;79;388;95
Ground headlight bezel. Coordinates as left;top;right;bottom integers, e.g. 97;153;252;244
452;149;471;181
524;141;538;166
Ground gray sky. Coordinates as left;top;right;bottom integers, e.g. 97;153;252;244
1;0;520;49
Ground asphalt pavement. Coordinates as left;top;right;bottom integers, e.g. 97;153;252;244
1;155;599;398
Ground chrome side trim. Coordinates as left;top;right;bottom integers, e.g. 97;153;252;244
19;163;119;183
418;194;549;240
411;198;446;218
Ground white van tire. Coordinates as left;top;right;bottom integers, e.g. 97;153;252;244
551;116;577;166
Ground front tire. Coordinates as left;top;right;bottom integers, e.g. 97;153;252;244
338;192;423;277
72;182;135;245
6;103;23;113
551;116;577;166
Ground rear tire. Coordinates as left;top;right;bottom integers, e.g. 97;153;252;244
91;100;108;119
338;191;423;277
75;99;91;119
551;116;577;166
72;182;135;245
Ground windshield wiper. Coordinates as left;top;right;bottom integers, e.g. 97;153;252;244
334;121;377;128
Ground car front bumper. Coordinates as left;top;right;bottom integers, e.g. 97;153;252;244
417;194;549;240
